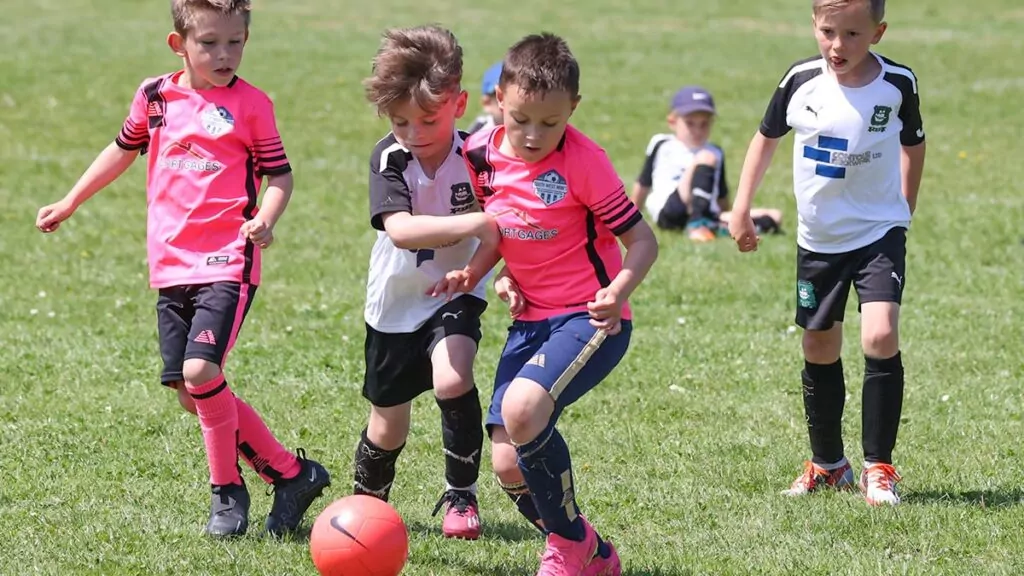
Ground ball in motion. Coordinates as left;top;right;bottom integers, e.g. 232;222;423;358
310;495;409;576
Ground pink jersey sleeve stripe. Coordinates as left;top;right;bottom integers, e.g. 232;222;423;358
590;187;643;235
252;137;290;177
116;119;149;150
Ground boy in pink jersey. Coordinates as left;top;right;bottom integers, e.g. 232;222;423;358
435;33;659;576
35;0;330;538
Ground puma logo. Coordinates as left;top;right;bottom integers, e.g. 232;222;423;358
441;311;463;321
805;105;820;118
891;271;903;288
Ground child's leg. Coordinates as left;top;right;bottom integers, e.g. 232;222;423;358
853;227;907;467
503;314;631;570
355;322;433;501
490;425;544;532
785;246;858;496
354;402;411;500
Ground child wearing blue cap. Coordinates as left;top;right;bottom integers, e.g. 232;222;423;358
630;85;783;242
467;62;503;133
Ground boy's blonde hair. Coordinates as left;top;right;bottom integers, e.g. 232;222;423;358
813;0;885;23
171;0;252;37
363;25;463;116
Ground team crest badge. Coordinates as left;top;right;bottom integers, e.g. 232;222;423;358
869;105;892;132
797;280;818;309
533;169;568;206
201;106;235;136
450;182;474;207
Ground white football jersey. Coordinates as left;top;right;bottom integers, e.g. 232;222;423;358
636;135;727;221
365;131;487;333
760;53;925;254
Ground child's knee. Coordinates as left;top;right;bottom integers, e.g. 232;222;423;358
861;321;899;358
173;383;197;414
433;369;474;400
693;149;719;167
500;379;554;442
802;327;843;363
182;358;221;386
491;439;522;483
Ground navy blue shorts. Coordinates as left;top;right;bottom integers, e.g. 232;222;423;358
486;311;632;431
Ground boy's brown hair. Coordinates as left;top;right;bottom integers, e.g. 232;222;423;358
812;0;885;23
500;33;580;98
171;0;252;37
364;25;464;116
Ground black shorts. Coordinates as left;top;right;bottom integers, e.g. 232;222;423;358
363;295;488;407
795;226;906;331
655;192;689;230
156;281;257;385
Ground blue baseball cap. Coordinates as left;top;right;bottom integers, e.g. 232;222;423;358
671;86;716;115
481;62;503;96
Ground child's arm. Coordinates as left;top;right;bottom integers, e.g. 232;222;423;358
587;219;658;332
241;173;293;249
382;211;498;251
629;182;650;209
728;132;781;252
36;142;139;232
428;229;503;301
901;142;926;215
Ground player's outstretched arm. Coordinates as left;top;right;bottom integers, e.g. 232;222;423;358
36;142;139;233
901;142;926;215
382;211;496;251
728;132;780;252
427;230;502;302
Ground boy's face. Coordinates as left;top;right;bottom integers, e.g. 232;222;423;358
169;10;248;90
497;83;579;163
813;1;886;80
481;94;502;124
669;111;714;148
388;91;468;166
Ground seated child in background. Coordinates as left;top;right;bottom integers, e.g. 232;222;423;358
630;85;783;242
466;61;503;134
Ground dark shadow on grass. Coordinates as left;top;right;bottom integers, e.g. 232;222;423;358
623;567;694;576
902;487;1024;508
404;517;541;543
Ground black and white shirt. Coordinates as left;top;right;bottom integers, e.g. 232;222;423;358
760;53;925;254
636;135;727;221
365;131;487;333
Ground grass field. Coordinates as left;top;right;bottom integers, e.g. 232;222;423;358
2;0;1024;574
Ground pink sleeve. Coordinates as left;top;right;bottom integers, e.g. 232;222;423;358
249;94;292;178
115;85;150;153
575;147;643;236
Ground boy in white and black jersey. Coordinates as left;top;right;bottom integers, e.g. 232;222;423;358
730;0;926;506
355;25;501;540
631;86;783;242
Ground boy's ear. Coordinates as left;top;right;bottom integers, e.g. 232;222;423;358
871;21;887;44
167;31;186;57
569;94;582;116
454;90;469;119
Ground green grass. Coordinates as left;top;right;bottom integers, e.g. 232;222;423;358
2;0;1024;574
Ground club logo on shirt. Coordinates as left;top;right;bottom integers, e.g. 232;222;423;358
201;105;235;137
533;170;568;206
797;280;817;309
869;105;892;133
450;182;475;214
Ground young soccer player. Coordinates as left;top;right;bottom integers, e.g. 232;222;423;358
34;0;331;537
435;32;659;576
729;0;926;505
630;85;783;242
467;61;503;134
354;24;499;540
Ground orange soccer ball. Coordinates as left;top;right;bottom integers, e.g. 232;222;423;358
310;495;409;576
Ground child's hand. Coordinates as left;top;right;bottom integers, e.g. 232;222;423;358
728;211;760;252
240;218;274;249
587;287;623;334
36;199;75;233
494;275;524;318
428;267;474;301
